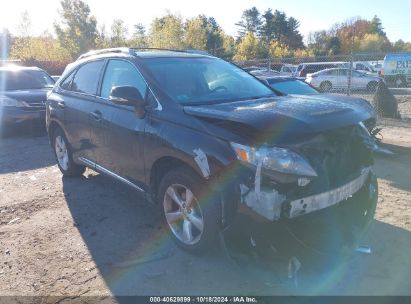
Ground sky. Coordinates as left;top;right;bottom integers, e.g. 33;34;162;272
1;0;410;42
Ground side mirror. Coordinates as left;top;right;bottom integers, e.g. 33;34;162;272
109;86;146;118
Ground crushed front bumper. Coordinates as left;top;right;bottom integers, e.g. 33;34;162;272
225;169;378;256
239;167;374;223
284;167;372;219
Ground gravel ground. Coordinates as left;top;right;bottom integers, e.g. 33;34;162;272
0;126;410;300
346;91;411;119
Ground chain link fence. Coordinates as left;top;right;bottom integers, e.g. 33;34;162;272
235;53;411;130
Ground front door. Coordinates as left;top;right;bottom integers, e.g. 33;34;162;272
97;59;149;187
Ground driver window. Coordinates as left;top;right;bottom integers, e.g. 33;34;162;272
101;60;147;100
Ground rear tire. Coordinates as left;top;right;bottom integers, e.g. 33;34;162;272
52;127;85;176
320;81;332;92
158;167;221;253
366;81;378;92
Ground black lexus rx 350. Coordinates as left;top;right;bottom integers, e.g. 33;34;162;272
0;66;55;127
46;48;378;255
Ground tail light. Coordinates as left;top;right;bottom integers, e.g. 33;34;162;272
380;68;384;76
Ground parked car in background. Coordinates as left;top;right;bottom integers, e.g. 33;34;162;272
279;65;297;76
249;69;280;77
294;62;344;78
306;68;381;92
47;48;378;255
260;76;319;95
381;52;411;87
372;63;382;74
351;61;376;74
51;75;60;82
0;66;55;126
242;66;265;72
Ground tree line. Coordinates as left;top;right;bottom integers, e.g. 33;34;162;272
1;0;411;67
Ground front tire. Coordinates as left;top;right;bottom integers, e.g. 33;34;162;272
52;127;85;176
158;167;220;253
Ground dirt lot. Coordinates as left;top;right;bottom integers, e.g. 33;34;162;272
0;123;411;300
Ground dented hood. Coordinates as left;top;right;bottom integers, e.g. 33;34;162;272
184;95;372;143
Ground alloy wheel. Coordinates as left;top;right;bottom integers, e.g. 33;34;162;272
55;135;69;171
163;184;204;245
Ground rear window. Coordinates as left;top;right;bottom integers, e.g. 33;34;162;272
0;69;55;91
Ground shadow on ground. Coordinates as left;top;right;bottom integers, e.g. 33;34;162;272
62;172;411;297
0;123;55;174
374;143;411;193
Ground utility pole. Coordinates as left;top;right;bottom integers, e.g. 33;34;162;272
347;26;355;96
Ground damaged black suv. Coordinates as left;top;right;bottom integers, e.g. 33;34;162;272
46;48;378;254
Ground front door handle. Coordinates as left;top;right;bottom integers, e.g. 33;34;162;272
89;111;102;121
57;101;65;109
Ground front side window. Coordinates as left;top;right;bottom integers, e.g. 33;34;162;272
142;57;275;105
352;70;364;77
0;70;55;91
71;60;104;95
101;60;147;99
330;69;347;76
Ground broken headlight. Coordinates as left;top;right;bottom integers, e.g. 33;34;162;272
230;143;318;177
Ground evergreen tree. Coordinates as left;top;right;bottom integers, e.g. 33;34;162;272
235;7;262;38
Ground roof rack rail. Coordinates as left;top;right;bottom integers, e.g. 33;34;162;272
77;47;212;61
130;47;211;56
77;47;134;61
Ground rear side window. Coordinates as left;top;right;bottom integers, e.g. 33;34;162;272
100;60;147;99
71;60;104;95
60;72;75;90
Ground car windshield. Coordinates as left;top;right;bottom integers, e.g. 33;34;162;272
0;69;55;91
142;57;276;105
268;79;319;95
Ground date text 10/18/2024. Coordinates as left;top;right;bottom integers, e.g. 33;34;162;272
149;296;258;303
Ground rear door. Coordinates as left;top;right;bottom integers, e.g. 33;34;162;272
334;69;348;89
97;59;149;187
351;70;367;89
53;60;105;162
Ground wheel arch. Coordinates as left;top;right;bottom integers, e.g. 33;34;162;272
47;119;65;142
149;156;203;203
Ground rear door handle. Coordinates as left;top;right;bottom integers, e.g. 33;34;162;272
89;111;102;121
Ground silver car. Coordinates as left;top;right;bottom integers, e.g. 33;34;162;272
306;68;381;92
279;65;297;76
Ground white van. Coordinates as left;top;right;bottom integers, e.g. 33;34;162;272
381;53;411;87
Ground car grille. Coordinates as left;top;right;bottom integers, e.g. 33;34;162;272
292;125;373;195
